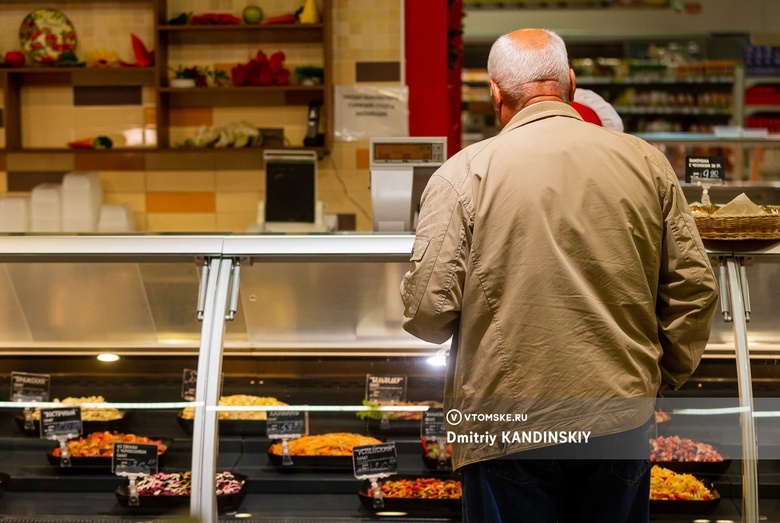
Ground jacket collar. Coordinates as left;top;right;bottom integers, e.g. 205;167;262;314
499;101;584;135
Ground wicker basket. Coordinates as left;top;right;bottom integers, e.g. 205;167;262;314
694;214;780;240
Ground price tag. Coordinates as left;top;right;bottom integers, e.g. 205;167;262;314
10;372;50;402
365;375;407;404
266;410;308;439
685;156;726;184
112;442;159;476
352;442;398;479
181;368;198;401
421;408;446;439
39;407;82;439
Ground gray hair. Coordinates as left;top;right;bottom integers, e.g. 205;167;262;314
487;29;571;106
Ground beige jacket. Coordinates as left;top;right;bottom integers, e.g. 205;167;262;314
401;101;719;470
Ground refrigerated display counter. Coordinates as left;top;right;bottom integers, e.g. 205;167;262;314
0;233;777;522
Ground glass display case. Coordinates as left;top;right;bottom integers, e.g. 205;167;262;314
0;233;777;522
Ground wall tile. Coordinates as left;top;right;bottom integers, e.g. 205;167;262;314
146;213;217;232
104;192;147;213
146;171;216;192
146;192;216;213
216;171;263;192
99;171;146;193
217;212;258;232
169;108;213;127
216;192;260;213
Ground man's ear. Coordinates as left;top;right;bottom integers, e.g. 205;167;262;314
568;68;577;102
489;79;502;108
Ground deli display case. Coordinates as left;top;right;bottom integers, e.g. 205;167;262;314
0;233;778;522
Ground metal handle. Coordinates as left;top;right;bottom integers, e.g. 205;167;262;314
718;258;732;323
225;260;241;321
739;257;751;322
196;258;210;322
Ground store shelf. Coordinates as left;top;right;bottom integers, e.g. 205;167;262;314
578;75;735;85
0;146;330;172
614;105;731;116
0;0;333;169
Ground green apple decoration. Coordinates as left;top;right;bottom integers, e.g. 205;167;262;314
242;5;264;24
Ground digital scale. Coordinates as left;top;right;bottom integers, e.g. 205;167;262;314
369;137;447;232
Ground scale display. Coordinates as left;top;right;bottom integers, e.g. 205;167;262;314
371;140;445;165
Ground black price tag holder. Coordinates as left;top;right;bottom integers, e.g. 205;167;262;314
112;442;159;507
39;407;82;468
421;408;448;469
353;442;398;509
181;368;198;402
686;156;726;206
266;409;309;466
10;372;50;431
365;375;407;430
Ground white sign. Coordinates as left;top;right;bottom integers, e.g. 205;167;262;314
334;85;409;141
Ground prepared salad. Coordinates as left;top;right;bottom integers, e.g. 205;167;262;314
650;436;724;462
268;433;381;456
650;465;716;501
370;477;462;500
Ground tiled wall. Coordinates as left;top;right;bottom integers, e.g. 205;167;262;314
0;0;404;232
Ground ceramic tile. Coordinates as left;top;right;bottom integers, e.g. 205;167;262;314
104;192;146;214
146;171;216;192
216;171;263;192
216;212;258;232
146;191;216;213
169;108;213;128
146;213;217;232
99;171;146;193
216;191;260;213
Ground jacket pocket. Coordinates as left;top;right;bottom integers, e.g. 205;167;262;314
410;236;431;262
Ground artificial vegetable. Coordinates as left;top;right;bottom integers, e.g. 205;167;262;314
67;136;113;149
168;12;191;25
261;13;297;25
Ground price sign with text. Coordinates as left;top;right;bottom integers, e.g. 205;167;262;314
266;410;308;439
112;442;159;476
40;407;82;438
421;408;446;439
365;375;407;404
353;442;398;479
181;368;198;401
11;372;50;402
685;156;726;184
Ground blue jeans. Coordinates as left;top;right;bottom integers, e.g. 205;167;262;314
461;418;653;523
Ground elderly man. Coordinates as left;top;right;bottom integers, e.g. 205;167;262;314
400;28;718;522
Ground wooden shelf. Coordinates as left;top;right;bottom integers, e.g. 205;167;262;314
0;146;329;172
0;0;332;171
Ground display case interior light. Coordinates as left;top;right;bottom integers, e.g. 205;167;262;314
97;353;120;362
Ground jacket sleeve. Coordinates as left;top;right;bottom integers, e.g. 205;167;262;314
400;162;470;345
656;158;719;389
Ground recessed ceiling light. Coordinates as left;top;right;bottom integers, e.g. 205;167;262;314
97;353;120;362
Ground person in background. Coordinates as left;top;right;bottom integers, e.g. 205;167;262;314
572;87;624;132
400;28;718;523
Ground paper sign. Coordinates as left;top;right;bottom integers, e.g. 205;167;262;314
112;442;159;476
11;372;50;402
353;442;398;478
181;368;198;401
40;407;82;438
266;410;308;439
686;156;726;184
422;408;446;439
366;375;407;404
334;85;409;142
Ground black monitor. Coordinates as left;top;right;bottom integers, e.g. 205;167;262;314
264;151;317;224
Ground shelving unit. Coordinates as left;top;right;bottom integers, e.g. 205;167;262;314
743;75;780;133
0;0;332;172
